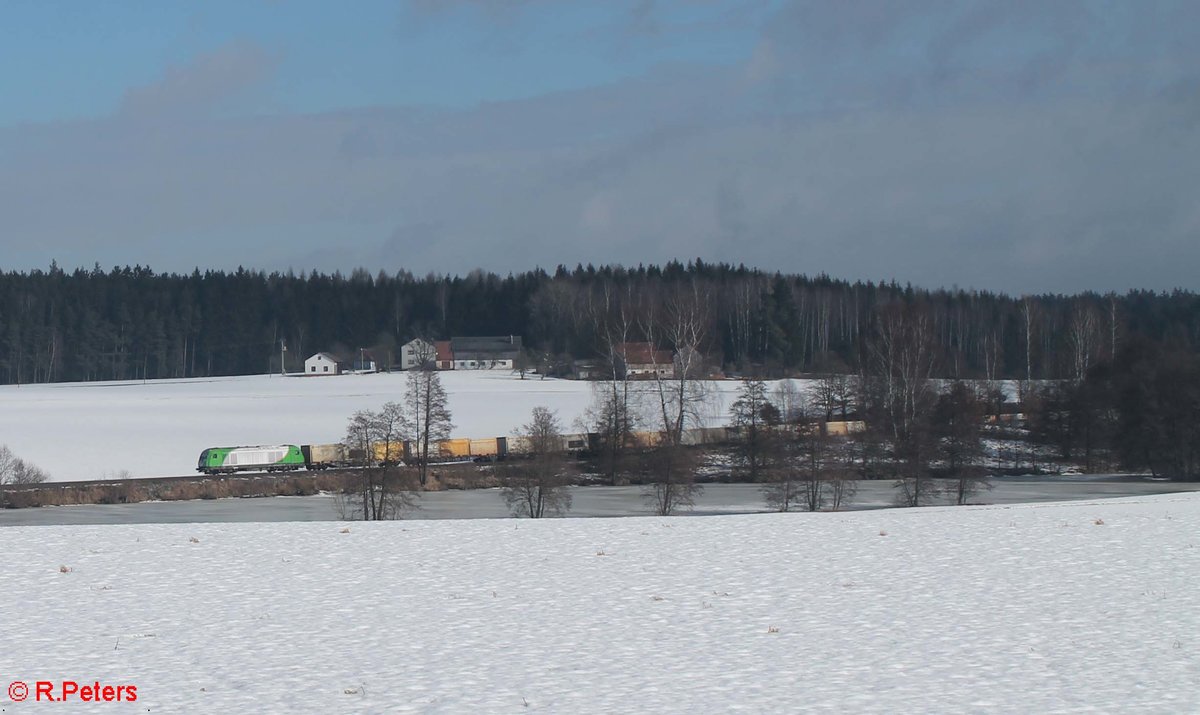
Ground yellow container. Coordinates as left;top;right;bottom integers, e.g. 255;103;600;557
371;441;406;464
439;438;471;458
470;438;498;457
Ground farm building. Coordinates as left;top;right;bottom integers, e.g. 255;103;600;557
450;336;522;370
434;341;454;370
616;342;675;379
350;350;377;373
572;359;605;380
304;352;346;376
400;339;436;370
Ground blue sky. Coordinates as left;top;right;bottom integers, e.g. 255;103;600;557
1;1;1197;293
0;1;769;123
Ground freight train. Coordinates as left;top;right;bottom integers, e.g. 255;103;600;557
196;434;585;475
195;422;866;475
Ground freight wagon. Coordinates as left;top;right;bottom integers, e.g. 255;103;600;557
438;438;472;459
300;443;356;470
198;423;845;475
469;437;507;460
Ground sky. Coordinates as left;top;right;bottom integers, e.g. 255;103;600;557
1;1;1197;295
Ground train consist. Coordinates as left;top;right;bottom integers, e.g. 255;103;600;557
197;433;600;475
197;428;718;475
195;422;867;475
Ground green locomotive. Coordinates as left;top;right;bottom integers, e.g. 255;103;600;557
196;445;306;474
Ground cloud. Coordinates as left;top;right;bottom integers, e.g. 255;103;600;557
118;40;278;119
2;6;1199;294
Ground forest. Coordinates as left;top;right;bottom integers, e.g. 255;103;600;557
1;260;1197;386
0;259;1197;483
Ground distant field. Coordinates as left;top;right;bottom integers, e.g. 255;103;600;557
0;371;756;481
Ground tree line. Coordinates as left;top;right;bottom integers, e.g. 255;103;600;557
1;261;1197;385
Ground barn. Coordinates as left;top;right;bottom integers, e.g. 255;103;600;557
450;335;522;370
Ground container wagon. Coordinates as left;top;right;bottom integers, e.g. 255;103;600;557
301;443;354;470
469;437;508;462
370;441;407;466
439;438;472;460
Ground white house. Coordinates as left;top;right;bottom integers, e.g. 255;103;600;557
400;339;437;370
304;352;344;376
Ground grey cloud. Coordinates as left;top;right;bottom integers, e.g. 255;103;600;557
118;40;278;118
756;0;1200;112
3;10;1200;294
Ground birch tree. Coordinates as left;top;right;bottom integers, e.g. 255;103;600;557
866;303;940;506
642;282;712;446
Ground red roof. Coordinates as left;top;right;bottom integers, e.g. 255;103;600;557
617;342;672;365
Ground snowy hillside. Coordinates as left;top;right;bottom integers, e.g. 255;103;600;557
2;494;1197;712
0;371;758;481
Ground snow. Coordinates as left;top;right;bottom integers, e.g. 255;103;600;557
2;494;1198;711
0;371;761;481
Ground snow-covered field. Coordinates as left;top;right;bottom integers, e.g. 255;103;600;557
2;494;1197;712
0;371;755;481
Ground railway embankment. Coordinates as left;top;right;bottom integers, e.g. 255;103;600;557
0;464;498;509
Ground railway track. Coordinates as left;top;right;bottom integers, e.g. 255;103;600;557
0;461;491;509
0;470;317;492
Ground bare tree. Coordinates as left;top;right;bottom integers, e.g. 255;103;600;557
337;403;418;520
729;377;774;481
825;465;857;512
1020;296;1038;382
586;379;638;485
892;447;941;507
499;407;573;518
761;458;803;512
867;303;938;442
515;347;535;379
813;375;838;421
0;445;18;483
409;338;437;370
0;445;49;484
405;367;453;487
797;420;833;512
1068;302;1101;383
762;416;804;512
642;282;712;446
1106;292;1120;362
772;380;801;424
865;303;940;506
14;461;47;485
587;301;639;485
932;381;991;505
629;282;709;515
813;373;860;422
639;442;701;516
831;374;859;421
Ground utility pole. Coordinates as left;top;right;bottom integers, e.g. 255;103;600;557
280;339;287;377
